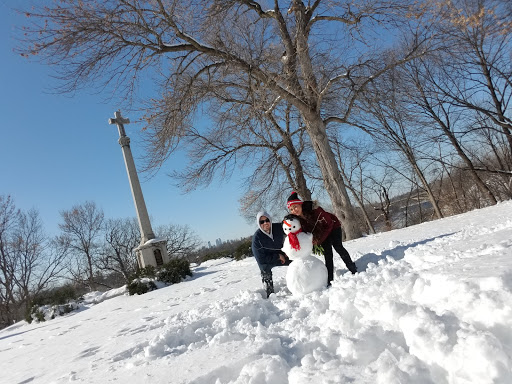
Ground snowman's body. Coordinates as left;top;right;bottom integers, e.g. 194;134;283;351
281;215;327;295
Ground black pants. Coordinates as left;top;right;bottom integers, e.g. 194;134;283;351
260;256;292;298
261;271;274;298
321;227;357;283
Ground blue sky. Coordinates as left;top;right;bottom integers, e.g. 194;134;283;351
0;1;256;245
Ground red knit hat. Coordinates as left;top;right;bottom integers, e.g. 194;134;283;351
286;191;303;209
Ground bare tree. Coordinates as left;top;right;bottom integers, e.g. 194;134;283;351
0;196;67;329
0;195;19;327
429;0;512;166
352;66;445;219
366;172;398;231
155;224;201;259
11;209;67;306
174;96;317;217
403;57;500;206
400;0;512;208
19;0;437;239
98;218;140;283
331;136;376;234
59;201;104;290
474;116;512;199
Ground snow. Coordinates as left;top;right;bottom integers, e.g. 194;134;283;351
1;202;512;383
286;255;327;295
144;237;167;245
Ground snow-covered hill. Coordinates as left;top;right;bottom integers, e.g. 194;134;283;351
1;202;512;384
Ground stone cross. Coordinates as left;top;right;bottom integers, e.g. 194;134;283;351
108;110;169;268
109;110;128;137
108;110;155;244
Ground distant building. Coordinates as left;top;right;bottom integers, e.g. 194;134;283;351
216;238;222;246
208;241;212;248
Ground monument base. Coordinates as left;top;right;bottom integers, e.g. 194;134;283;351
135;239;169;268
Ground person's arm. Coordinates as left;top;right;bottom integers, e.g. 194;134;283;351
252;233;281;266
312;207;334;245
273;223;288;263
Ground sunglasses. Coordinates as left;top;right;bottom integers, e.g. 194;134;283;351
259;219;270;225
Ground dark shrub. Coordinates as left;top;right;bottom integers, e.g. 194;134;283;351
25;284;82;323
157;258;192;285
25;306;45;323
137;265;157;279
52;285;81;305
233;239;252;261
25;301;79;324
127;279;157;295
30;284;81;307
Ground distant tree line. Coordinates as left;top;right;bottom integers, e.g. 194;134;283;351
190;237;253;264
0;196;201;329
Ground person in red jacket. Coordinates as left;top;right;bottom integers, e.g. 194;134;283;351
286;191;357;284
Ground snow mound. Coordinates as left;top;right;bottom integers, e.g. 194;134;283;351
286;256;327;295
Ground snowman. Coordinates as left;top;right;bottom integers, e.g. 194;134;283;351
281;214;328;295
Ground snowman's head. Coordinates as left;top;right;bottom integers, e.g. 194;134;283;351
282;214;302;235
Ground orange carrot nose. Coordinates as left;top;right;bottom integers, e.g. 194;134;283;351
283;220;291;227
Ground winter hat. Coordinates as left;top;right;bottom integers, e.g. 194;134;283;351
256;211;272;227
256;211;273;238
286;191;303;209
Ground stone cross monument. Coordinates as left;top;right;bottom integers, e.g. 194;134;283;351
108;110;168;268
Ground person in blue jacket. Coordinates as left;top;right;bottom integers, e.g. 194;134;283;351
252;211;291;298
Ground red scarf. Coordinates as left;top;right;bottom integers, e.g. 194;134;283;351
288;228;302;251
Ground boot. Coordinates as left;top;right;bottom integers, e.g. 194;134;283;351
261;271;274;298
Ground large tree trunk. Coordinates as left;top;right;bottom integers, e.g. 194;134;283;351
278;121;312;201
305;114;362;239
289;152;312;202
287;3;361;239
